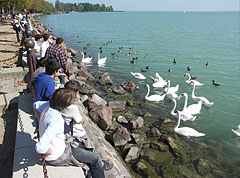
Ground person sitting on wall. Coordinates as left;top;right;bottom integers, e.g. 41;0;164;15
33;58;60;102
34;34;42;59
40;34;51;59
34;88;113;178
45;37;67;85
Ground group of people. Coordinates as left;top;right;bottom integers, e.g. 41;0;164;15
11;9;32;42
13;9;113;178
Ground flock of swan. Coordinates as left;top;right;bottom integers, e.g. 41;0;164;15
78;42;238;138
130;71;239;137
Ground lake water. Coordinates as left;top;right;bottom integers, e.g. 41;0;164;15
38;11;240;176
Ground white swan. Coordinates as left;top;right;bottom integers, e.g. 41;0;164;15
181;93;202;116
164;80;179;93
145;84;166;102
232;125;240;136
97;53;107;65
191;82;214;107
171;98;197;122
130;72;146;80
174;111;206;137
80;52;93;63
184;73;204;86
166;91;178;100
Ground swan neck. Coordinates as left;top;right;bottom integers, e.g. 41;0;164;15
187;74;191;80
192;84;196;97
175;113;181;129
145;85;150;98
171;99;177;116
183;94;188;110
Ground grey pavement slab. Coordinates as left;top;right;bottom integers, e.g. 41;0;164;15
13;94;85;178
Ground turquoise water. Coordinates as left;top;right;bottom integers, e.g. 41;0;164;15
38;11;240;163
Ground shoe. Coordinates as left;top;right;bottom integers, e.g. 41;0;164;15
102;160;114;171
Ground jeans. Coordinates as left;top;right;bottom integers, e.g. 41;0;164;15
71;146;105;178
15;28;20;42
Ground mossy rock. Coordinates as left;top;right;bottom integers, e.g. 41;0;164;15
158;162;179;178
135;159;162;178
151;142;169;152
141;149;173;167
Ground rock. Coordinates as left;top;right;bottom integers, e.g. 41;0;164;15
195;158;212;176
79;83;98;95
163;118;173;123
88;94;107;109
151;142;169;152
68;74;76;80
143;112;152;119
135;160;160;178
136;161;147;173
125;147;139;163
68;48;79;56
166;137;186;162
112;85;126;95
76;68;95;81
126;100;134;106
99;72;113;85
130;116;144;129
142;149;173;167
158;162;179;178
148;127;161;137
121;81;138;92
89;105;112;130
131;133;145;144
108;101;126;111
67;65;78;75
79;95;88;103
117;116;128;124
110;126;131;146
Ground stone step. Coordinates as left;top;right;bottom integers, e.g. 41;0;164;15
13;94;85;178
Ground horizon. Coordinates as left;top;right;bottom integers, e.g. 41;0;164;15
46;0;239;12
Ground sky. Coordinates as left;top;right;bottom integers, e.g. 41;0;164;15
47;0;239;11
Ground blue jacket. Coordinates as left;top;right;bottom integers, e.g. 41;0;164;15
34;72;55;101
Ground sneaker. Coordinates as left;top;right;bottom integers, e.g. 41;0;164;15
102;160;114;171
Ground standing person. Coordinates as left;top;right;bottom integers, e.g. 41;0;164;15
34;89;110;178
40;34;51;58
18;9;28;38
11;14;20;42
45;37;67;84
33;58;60;101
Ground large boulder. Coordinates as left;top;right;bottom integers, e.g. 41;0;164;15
79;83;98;95
121;81;138;92
110;126;131;147
130;116;144;129
108;100;126;111
89;105;112;130
99;72;113;85
87;94;107;110
76;68;95;81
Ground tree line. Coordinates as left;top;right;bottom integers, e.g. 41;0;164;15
0;0;114;15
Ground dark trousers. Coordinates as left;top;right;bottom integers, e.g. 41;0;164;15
71;147;105;178
15;28;20;42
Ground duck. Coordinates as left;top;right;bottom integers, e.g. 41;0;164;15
140;69;147;73
99;47;102;50
232;125;240;136
132;57;138;60
145;84;166;102
133;51;138;54
170;98;197;122
173;59;176;64
125;52;131;56
119;47;124;50
112;55;118;59
118;50;123;53
97;53;107;65
168;68;172;72
212;80;220;86
80;52;93;63
130;72;146;80
144;54;148;59
206;62;209;67
187;66;191;71
100;49;103;53
87;43;91;46
190;74;199;80
111;53;116;56
174;111;206;138
184;73;204;86
180;93;202;116
164;80;179;93
83;47;87;50
190;81;214;107
146;66;150;70
129;47;134;50
130;60;134;64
